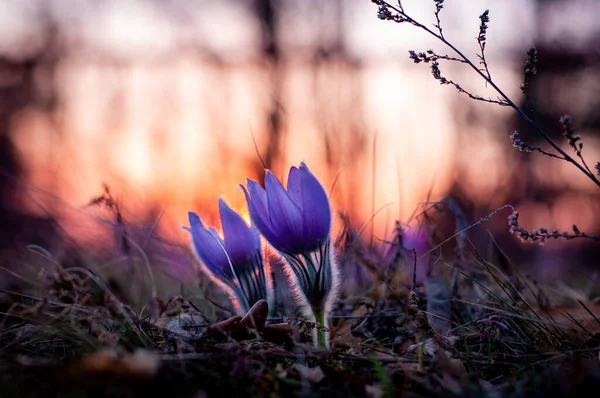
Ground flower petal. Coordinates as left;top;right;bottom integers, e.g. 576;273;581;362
286;166;303;209
219;198;260;264
299;162;331;244
265;170;305;252
246;179;268;215
240;181;286;252
187;212;232;279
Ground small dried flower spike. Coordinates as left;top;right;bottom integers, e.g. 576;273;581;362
241;162;339;349
185;198;271;315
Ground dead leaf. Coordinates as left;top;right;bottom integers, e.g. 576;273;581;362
206;316;242;334
203;301;288;343
239;299;268;330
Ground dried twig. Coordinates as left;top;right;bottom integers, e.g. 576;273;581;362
371;0;600;188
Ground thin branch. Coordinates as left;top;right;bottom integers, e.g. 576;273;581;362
519;48;546;140
476;10;491;80
508;210;599;244
409;50;468;64
560;115;595;177
433;0;444;39
510;131;564;160
249;122;267;169
430;61;509;106
372;0;600;188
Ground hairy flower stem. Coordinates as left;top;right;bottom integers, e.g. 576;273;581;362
314;311;329;349
282;241;338;350
374;0;600;188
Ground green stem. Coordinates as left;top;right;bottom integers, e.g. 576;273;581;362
314;311;329;349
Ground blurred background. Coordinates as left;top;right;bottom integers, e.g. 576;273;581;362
1;0;599;286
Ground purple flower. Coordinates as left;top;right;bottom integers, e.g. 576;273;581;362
241;162;331;254
241;162;338;348
185;198;270;314
402;225;431;284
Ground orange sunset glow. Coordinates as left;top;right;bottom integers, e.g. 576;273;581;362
2;0;600;275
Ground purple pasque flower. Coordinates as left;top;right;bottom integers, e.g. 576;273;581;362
241;162;338;348
185;198;270;315
241;162;331;255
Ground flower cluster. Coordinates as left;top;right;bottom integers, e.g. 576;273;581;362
510;131;535;153
186;199;269;315
185;162;338;349
508;210;598;245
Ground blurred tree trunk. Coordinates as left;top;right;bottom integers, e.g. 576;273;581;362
0;26;59;249
252;0;283;180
